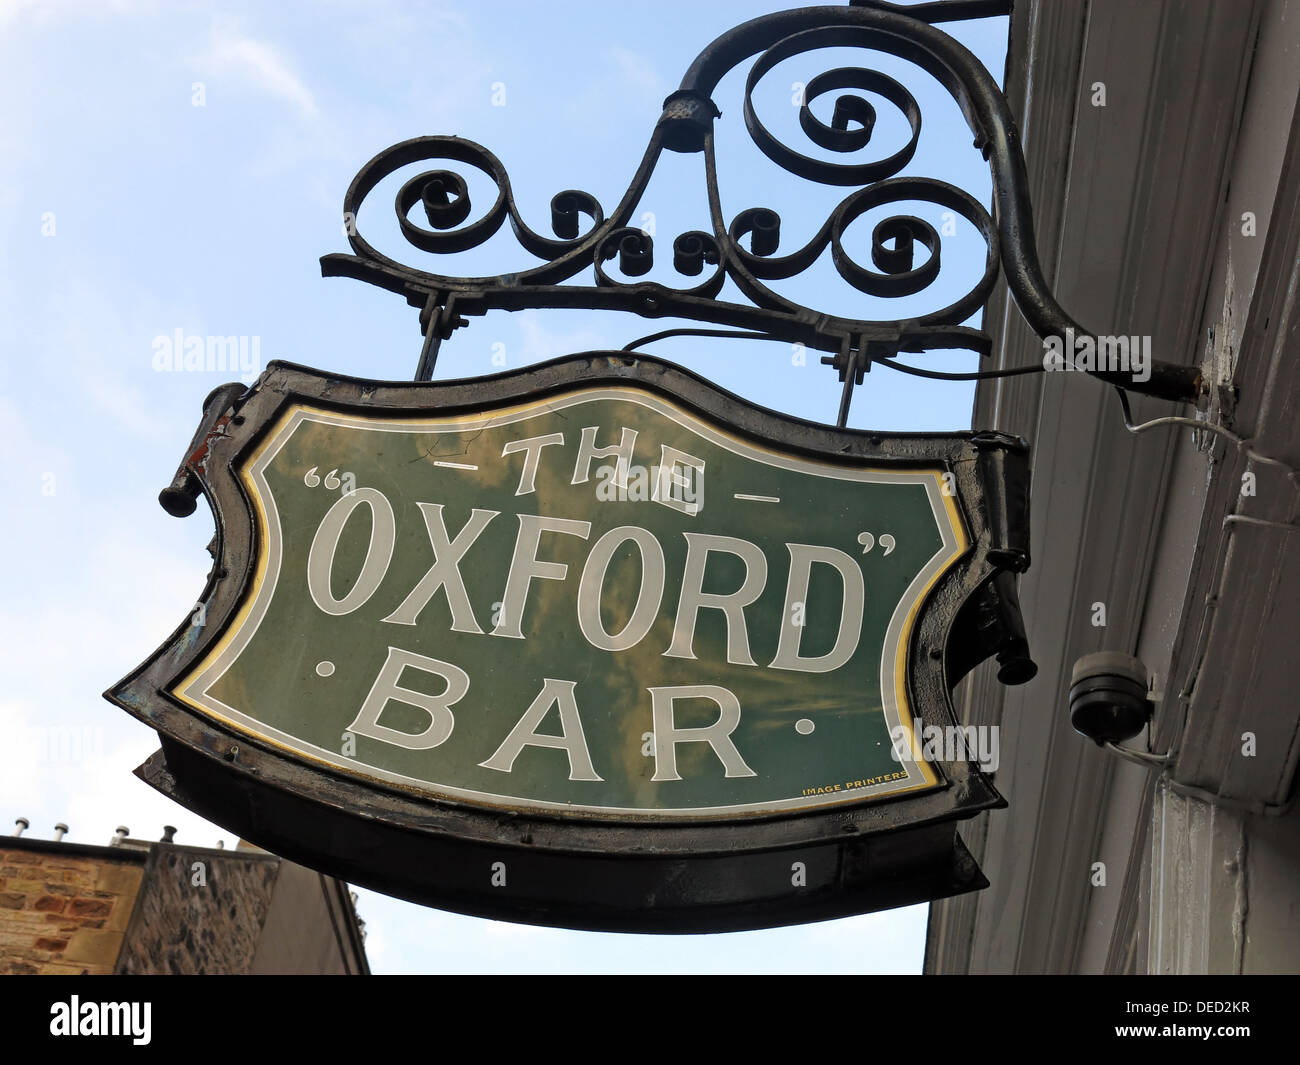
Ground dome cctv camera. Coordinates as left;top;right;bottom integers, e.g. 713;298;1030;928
1068;651;1152;745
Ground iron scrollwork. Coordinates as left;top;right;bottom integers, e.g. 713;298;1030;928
320;0;1202;419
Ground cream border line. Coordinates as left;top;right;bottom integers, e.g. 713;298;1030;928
173;386;968;818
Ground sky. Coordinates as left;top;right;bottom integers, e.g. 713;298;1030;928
0;0;1007;974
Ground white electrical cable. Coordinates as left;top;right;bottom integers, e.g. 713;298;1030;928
1104;741;1175;768
1115;388;1300;486
1104;388;1300;814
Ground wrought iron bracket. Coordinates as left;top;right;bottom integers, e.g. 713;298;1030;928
320;0;1203;413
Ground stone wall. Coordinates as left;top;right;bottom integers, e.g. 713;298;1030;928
1;837;366;974
0;844;145;975
114;844;279;975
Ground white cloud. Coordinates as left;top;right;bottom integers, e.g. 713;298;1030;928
200;26;318;120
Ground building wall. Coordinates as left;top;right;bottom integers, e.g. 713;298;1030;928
927;0;1300;974
114;844;280;975
0;834;368;974
1146;0;1300;971
0;842;145;975
249;862;362;975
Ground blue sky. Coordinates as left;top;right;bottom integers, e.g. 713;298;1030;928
0;0;1007;973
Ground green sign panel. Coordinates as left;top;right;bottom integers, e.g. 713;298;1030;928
174;383;965;818
113;358;1033;930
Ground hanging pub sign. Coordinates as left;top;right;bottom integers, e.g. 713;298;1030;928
109;356;1033;932
98;0;1179;932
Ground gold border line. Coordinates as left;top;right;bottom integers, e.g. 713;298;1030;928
172;387;970;811
894;473;969;788
173;406;287;716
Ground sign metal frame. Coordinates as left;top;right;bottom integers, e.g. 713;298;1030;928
108;354;1031;932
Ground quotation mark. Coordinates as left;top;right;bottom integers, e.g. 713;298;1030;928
857;532;896;555
304;467;356;494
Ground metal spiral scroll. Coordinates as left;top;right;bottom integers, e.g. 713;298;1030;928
321;0;1201;407
719;21;1000;340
